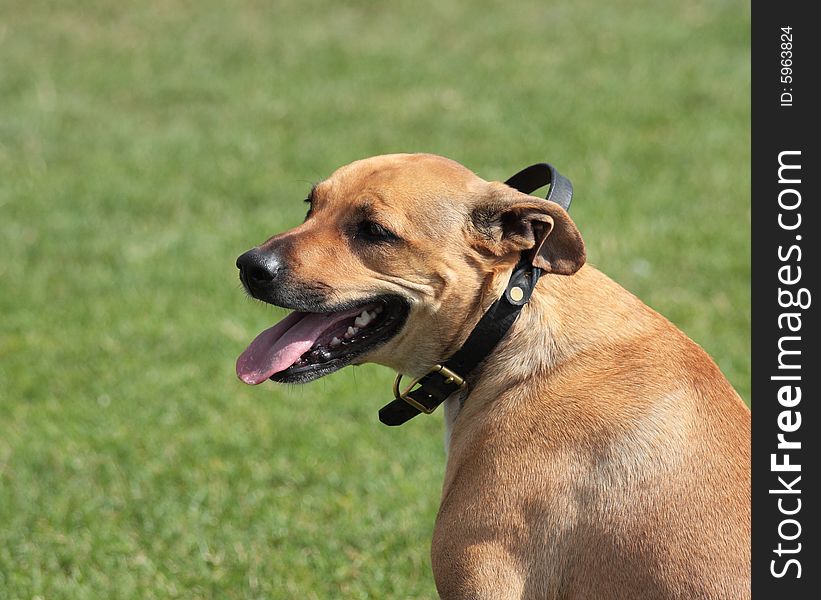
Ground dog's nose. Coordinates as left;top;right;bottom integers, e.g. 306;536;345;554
236;249;281;287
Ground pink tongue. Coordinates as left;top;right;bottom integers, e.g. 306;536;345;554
236;307;364;385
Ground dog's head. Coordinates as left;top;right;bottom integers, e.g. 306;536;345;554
236;153;585;385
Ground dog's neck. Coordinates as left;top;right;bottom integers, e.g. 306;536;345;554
443;264;648;451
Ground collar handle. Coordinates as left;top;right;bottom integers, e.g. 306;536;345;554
504;162;573;211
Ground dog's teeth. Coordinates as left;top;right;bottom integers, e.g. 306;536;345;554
354;310;373;328
374;306;383;314
345;326;358;339
330;336;341;347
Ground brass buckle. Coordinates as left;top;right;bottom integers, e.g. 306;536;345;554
392;364;467;414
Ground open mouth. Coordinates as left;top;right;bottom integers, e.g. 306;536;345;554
236;296;408;384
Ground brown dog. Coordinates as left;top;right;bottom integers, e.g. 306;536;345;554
236;154;751;599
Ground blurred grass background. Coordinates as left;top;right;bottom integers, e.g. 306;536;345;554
1;0;749;598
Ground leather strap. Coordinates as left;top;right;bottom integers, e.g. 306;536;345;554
378;262;540;425
503;162;573;211
378;163;573;426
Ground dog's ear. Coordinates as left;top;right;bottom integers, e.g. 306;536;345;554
471;184;586;275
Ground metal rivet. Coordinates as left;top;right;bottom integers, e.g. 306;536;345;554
510;286;524;302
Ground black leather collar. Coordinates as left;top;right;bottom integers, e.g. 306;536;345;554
378;163;573;426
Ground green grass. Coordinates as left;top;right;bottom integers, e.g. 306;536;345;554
1;0;749;598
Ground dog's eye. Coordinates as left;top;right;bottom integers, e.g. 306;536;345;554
357;220;399;243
